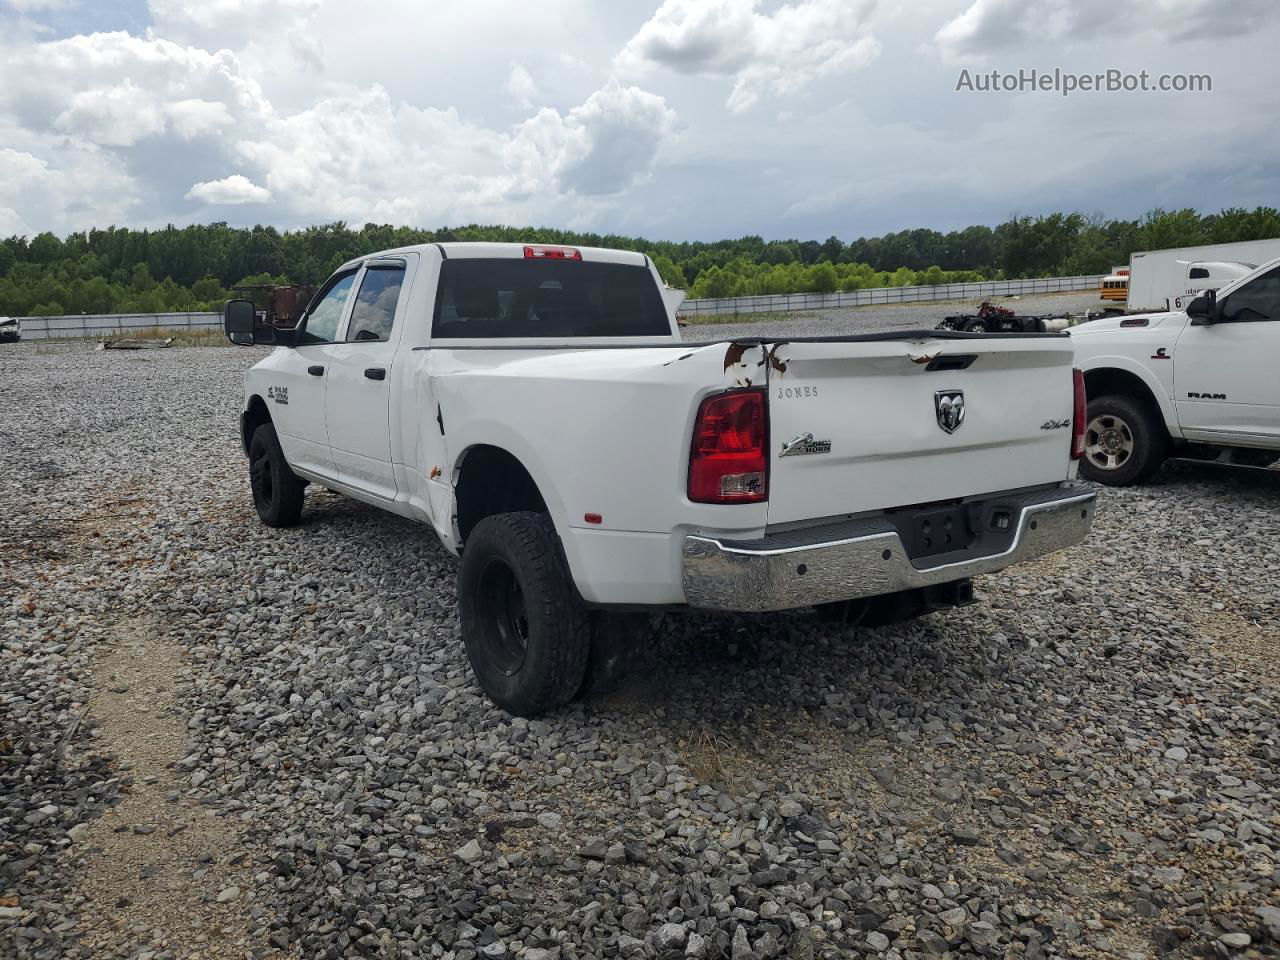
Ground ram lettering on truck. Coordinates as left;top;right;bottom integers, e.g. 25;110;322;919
1071;255;1280;484
225;242;1095;716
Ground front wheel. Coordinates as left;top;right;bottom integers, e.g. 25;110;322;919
458;512;590;716
248;423;306;527
1078;395;1168;486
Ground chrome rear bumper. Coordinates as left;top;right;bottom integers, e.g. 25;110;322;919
682;484;1095;612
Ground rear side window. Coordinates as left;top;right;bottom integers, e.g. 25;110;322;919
346;265;405;342
432;258;669;338
1188;267;1209;279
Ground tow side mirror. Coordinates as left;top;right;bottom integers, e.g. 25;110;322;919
224;299;257;345
1187;289;1217;325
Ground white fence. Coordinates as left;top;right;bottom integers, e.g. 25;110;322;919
16;312;222;340
679;275;1104;317
12;274;1106;335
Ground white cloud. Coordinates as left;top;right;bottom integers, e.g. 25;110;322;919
0;132;138;235
0;31;270;147
147;0;323;50
235;78;676;224
524;80;677;196
185;174;271;204
934;0;1279;61
0;10;677;231
616;0;880;112
506;64;538;107
5;0;75;11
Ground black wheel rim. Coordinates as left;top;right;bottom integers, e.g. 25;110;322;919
476;558;529;676
250;441;274;506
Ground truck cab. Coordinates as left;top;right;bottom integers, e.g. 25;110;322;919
1071;257;1280;484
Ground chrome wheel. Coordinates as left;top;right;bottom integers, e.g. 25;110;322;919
1085;414;1134;472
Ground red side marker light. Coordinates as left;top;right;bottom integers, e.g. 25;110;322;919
584;513;603;525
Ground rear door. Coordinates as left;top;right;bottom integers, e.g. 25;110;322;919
325;258;412;500
766;337;1076;525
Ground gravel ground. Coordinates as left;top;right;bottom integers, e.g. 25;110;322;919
1;338;1278;960
683;292;1107;340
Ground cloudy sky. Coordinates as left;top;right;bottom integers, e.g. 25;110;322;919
1;0;1277;241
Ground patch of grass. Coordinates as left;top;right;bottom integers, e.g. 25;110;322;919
105;327;230;347
27;328;231;348
676;728;760;795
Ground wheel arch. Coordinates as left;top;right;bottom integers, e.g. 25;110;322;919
453;443;554;546
1080;360;1179;438
241;394;273;455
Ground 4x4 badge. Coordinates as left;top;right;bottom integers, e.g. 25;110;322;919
935;390;965;434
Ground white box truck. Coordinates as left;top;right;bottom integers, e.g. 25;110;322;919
1126;238;1280;312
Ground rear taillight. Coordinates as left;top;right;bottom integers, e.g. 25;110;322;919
688;389;768;503
1072;368;1087;459
523;244;581;260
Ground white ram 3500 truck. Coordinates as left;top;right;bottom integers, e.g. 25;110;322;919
1071;256;1280;485
225;242;1095;716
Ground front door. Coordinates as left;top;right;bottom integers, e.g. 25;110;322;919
268;270;358;478
325;259;409;501
1174;265;1280;446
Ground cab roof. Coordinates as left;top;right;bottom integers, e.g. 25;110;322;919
338;241;649;273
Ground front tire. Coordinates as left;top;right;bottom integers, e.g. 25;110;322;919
458;512;590;716
1079;394;1168;486
248;423;305;527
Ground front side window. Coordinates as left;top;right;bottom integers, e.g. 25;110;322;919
346;266;405;342
432;258;670;338
1221;266;1280;323
303;272;356;342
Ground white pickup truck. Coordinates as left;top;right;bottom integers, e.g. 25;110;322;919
224;242;1095;715
1072;256;1280;485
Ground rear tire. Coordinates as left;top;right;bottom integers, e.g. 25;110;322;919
458;512;590;716
1078;394;1167;486
248;423;305;527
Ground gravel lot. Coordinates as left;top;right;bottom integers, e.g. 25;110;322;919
683;292;1106;340
1;335;1278;960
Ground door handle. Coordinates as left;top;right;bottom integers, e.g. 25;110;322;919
307;364;324;376
364;368;387;381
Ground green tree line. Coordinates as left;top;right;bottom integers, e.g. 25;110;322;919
2;206;1277;316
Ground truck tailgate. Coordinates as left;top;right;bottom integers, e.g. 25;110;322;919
766;337;1076;524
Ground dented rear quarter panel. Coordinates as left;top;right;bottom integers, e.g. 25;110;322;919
423;340;773;541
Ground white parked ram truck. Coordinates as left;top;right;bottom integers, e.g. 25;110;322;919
224;242;1095;715
1072;256;1280;485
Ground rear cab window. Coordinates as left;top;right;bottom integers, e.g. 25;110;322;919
432;258;670;339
